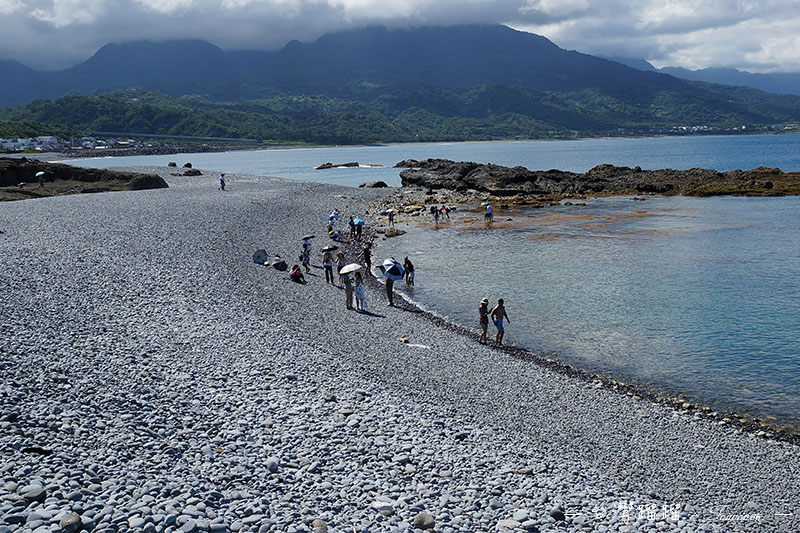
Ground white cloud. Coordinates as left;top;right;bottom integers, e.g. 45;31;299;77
0;0;23;15
30;0;108;26
1;0;799;73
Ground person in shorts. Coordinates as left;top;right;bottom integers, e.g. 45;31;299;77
403;256;415;287
490;298;510;346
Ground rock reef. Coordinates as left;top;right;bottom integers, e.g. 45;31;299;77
396;158;800;199
0;157;168;201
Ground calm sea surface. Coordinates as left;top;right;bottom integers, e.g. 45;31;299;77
60;133;800;186
378;196;800;429
64;134;800;429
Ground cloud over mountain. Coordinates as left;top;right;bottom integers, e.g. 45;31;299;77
2;0;799;73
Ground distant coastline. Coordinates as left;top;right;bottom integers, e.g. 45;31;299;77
6;130;800;165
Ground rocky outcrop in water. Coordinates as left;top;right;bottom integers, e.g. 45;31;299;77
396;158;800;198
315;162;360;170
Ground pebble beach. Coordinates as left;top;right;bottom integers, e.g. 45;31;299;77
1;167;798;533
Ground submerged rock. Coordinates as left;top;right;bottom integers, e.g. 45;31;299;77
315;162;359;170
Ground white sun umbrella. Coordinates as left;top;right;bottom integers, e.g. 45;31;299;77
35;171;45;177
339;263;362;275
378;258;404;281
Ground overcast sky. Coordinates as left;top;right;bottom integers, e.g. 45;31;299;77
2;0;799;73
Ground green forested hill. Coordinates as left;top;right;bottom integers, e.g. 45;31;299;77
0;120;73;140
2;81;799;145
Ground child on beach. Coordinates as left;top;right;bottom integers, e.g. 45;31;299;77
301;242;311;273
219;173;226;191
289;264;305;283
354;271;367;311
490;298;510;346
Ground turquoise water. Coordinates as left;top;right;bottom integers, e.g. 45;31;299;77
378;196;800;429
61;134;800;186
63;134;800;428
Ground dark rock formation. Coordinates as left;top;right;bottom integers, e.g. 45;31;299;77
359;181;388;188
397;158;800;198
315;162;360;170
168;162;177;167
183;169;202;176
183;162;192;168
0;157;168;201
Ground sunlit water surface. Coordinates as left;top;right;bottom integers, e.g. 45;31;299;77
378;196;800;429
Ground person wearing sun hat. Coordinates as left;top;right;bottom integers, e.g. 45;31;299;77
478;297;490;344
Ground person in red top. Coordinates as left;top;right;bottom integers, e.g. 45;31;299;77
478;297;489;344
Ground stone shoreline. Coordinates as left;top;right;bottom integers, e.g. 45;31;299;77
1;167;798;533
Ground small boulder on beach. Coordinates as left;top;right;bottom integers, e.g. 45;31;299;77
270;257;288;271
412;512;435;530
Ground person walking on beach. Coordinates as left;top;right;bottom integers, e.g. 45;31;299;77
322;251;335;284
348;216;356;239
342;271;355;310
385;277;394;306
354;271;367;311
490;298;510;346
219;173;226;191
356;218;363;239
361;243;372;274
433;207;440;224
485;204;493;221
336;250;346;284
388;210;395;228
301;241;311;273
478;297;490;344
403;256;415;287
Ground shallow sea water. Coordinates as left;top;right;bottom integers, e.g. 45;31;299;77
377;195;800;429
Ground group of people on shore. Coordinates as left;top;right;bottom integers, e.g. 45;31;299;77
286;206;511;346
431;205;452;223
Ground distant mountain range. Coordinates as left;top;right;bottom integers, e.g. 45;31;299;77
2;25;800;143
605;56;800;97
1;25;691;107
